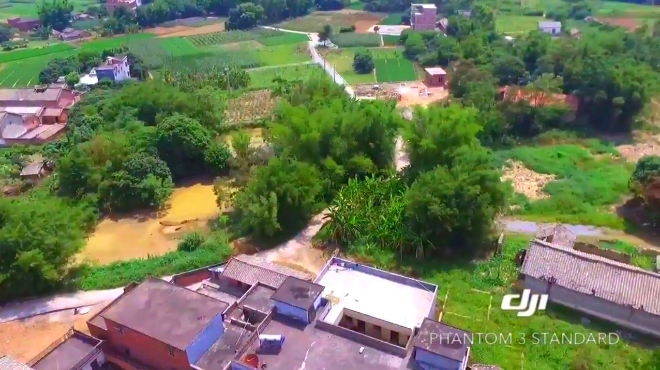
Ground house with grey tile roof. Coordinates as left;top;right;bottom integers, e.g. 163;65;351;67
0;356;35;370
521;239;660;337
217;254;313;289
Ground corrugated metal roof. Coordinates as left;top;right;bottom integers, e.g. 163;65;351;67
19;125;51;139
0;356;35;370
539;21;561;28
1;106;44;115
43;108;63;116
221;254;312;288
425;67;446;75
20;162;44;176
522;240;660;315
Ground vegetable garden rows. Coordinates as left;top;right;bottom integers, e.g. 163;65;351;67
185;29;308;47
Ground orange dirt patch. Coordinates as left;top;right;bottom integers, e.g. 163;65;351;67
156;23;226;38
0;305;105;363
596;17;639;31
355;20;378;33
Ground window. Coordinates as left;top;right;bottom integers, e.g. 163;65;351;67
115;326;123;334
168;349;175;357
374;324;382;332
356;319;366;332
391;331;400;344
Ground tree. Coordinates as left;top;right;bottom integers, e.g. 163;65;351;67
205;142;232;173
318;24;332;46
353;51;374;74
231;157;324;238
155;114;213;180
226;3;264;30
38;0;74;31
65;72;80;88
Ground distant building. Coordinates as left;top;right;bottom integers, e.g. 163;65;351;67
106;0;142;13
55;27;92;41
521;239;660;338
6;17;40;32
78;55;131;87
539;21;562;35
424;67;447;87
411;3;437;31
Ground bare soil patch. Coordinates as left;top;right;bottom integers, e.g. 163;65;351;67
616;140;660;162
596;17;639;31
275;10;384;33
501;160;556;200
224;90;279;124
0;305;104;362
354;82;449;107
156;23;226;38
355;20;378;33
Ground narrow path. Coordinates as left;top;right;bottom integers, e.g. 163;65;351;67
246;61;313;71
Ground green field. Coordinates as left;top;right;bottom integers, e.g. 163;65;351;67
379;13;405;25
0;33;156;88
322;48;376;85
0;0;96;18
496;15;544;34
159;37;199;56
247;64;325;88
371;48;417;83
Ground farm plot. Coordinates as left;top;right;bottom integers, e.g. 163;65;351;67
0;57;53;87
320;48;376;85
247;64;326;89
330;33;381;47
75;33;155;51
0;43;74;64
258;33;309;46
185;29;282;47
159;37;199;56
224;90;279;124
167;51;261;72
274;10;384;32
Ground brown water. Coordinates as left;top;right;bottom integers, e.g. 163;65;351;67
78;182;220;264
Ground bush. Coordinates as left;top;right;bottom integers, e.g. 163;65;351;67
330;33;381;47
77;242;233;290
177;231;207;252
339;25;357;33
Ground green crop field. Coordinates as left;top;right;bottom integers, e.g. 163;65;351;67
0;33;156;88
378;13;405;25
374;56;417;82
159;37;199;56
258;33;309;46
247;64;326;88
330;33;382;47
0;0;95;18
185;29;287;47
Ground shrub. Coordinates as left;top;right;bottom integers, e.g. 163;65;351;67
339;25;357;33
177;231;207;252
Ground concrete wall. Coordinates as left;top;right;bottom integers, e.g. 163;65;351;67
186;312;226;364
525;277;660;337
103;318;191;370
341;308;411;347
274;301;308;323
79;351;106;370
314;319;407;357
231;361;257;370
415;348;464;370
572;242;631;264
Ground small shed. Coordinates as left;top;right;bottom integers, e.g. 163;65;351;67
424;67;446;87
539;21;562;35
20;161;46;183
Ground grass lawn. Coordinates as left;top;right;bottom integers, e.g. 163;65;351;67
370;47;417;82
496;15;544;34
379;13;406;25
497;144;633;229
347;235;655;369
321;48;376;85
382;35;399;46
247;64;326;89
254;43;311;66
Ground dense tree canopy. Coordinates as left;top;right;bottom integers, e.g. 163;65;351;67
38;0;74;31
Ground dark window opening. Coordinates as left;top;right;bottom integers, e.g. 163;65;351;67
357;319;366;333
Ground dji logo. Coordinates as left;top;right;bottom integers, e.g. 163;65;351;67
501;289;549;317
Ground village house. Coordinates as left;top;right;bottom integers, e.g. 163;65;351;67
53;27;92;41
521;239;660;338
411;3;437;31
0;85;77;146
19;255;477;370
539;21;562;35
78;55;132;87
106;0;142;13
6;17;40;32
424;67;447;88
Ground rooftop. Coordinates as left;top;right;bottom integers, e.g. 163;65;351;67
316;258;437;330
195;322;253;369
196;282;244;306
20;161;44;176
522;240;660;315
220;254;313;288
241;283;276;312
244;317;409;370
424;67;446;75
0;106;44;115
271;276;324;310
0;88;62;103
412;318;470;361
32;332;101;370
0;356;34;370
412;3;437;9
539;21;561;27
100;277;229;349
